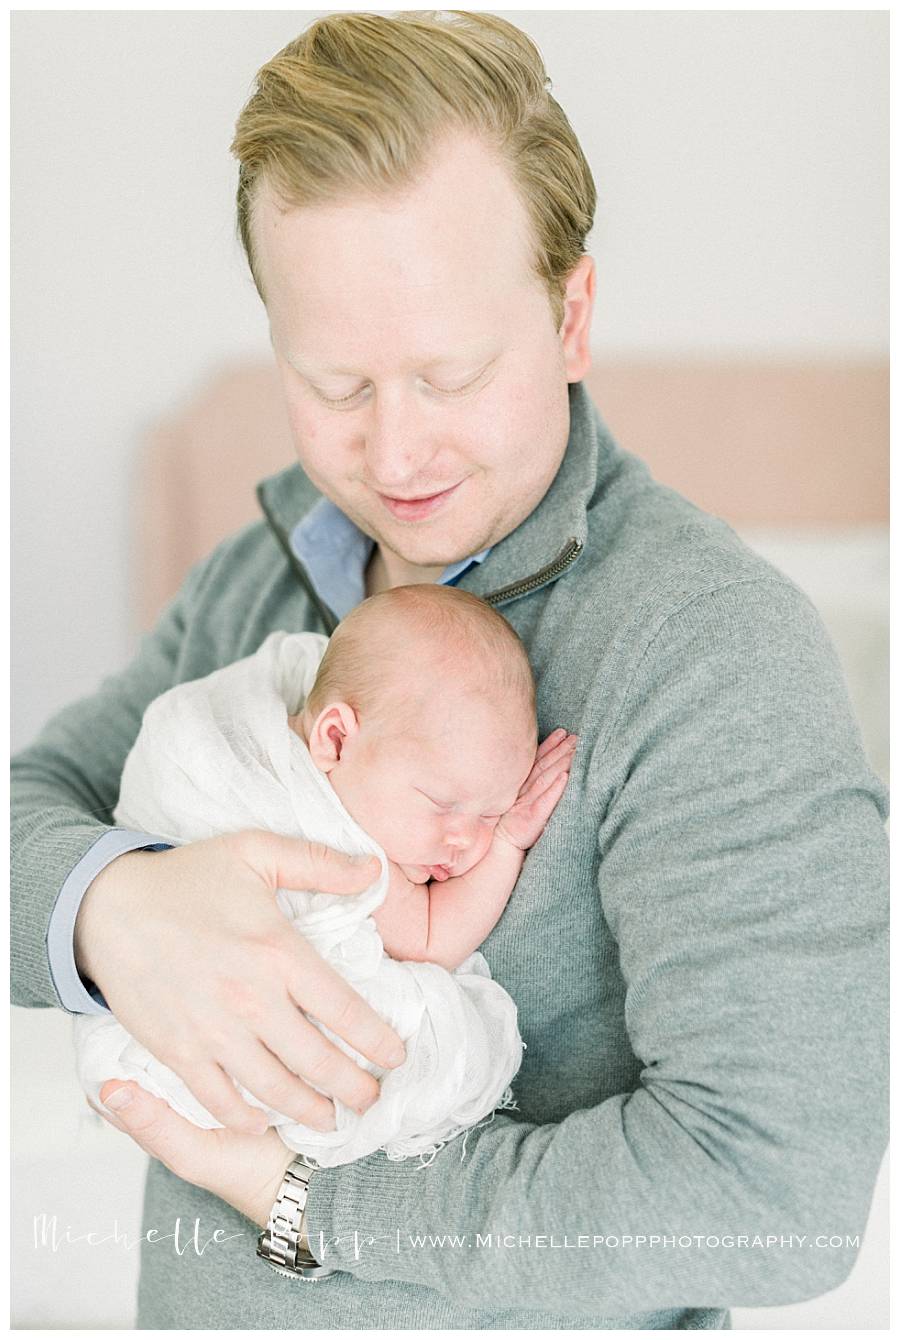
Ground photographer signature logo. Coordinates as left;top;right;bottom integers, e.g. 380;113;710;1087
32;1213;243;1256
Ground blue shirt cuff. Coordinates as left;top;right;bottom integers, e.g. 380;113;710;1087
46;829;173;1014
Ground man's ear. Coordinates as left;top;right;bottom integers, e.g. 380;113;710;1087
559;254;596;383
306;702;360;774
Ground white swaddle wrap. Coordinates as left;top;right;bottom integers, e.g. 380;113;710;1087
74;631;523;1167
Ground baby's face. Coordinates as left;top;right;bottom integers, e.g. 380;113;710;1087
313;690;535;884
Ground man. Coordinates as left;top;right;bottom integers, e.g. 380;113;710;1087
11;11;888;1329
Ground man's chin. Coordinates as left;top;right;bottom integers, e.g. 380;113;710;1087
375;526;493;575
362;489;496;569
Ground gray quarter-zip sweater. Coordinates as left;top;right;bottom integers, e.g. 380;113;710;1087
11;383;888;1329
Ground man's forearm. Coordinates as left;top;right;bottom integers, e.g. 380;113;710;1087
11;549;203;1011
13;731;169;1011
306;1044;883;1316
11;787;118;1009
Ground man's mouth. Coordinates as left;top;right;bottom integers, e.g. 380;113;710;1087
376;481;463;521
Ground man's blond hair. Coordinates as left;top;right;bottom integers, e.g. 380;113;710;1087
230;10;596;329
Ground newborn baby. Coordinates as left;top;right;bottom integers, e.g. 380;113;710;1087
75;585;575;1166
292;584;576;971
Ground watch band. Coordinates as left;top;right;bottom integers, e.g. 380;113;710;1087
257;1154;337;1280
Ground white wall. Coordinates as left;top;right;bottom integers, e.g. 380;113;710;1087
11;10;889;1330
11;8;888;749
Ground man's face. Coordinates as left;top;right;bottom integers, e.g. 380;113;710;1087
254;132;593;579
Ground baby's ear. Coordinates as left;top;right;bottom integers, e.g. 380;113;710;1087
307;702;359;773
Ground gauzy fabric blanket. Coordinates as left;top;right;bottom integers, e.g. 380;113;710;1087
74;631;524;1167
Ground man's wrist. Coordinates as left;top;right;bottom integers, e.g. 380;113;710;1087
73;847;155;983
257;1154;338;1279
251;1147;297;1229
48;830;172;1013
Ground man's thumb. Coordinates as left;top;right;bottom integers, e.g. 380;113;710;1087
101;1081;136;1113
99;1081;204;1182
264;835;381;895
100;1082;171;1144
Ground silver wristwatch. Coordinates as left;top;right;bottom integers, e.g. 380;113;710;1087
256;1154;337;1280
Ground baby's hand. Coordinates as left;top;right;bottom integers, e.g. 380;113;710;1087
495;729;577;852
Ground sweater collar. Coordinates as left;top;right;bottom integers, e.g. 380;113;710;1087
257;380;612;611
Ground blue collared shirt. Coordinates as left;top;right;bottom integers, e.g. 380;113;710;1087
290;497;488;619
47;501;490;1013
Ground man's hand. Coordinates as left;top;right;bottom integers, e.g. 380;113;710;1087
91;1081;291;1229
75;831;406;1135
495;729;577;851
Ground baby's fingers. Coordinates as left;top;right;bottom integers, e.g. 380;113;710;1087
520;753;573;805
530;733;578;779
535;728;569;761
522;757;564;796
527;768;571;831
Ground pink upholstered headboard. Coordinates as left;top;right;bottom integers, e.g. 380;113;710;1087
136;359;888;631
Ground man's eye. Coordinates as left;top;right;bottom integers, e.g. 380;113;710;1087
314;368;490;407
429;374;478;397
427;367;492;398
316;385;369;408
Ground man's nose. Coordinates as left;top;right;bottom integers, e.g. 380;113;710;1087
362;387;439;491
